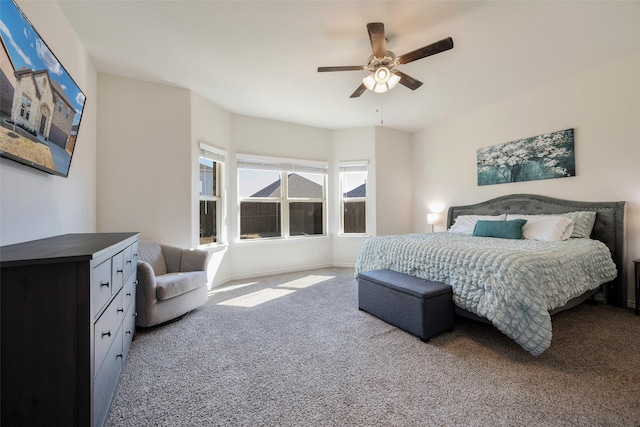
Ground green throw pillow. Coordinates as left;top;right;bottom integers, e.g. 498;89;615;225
473;219;528;239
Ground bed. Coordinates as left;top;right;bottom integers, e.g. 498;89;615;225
355;194;625;355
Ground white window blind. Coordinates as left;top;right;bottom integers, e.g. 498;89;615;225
200;143;226;162
237;154;328;175
339;161;368;173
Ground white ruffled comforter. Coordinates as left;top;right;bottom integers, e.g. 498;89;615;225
355;233;617;355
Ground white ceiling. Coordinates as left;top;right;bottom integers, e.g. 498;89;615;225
58;1;640;133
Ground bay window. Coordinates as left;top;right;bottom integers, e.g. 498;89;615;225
199;144;225;245
237;155;327;240
339;161;368;235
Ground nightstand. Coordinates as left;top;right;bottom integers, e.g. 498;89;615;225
635;259;640;316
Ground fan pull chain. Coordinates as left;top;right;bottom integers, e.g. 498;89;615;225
376;96;384;125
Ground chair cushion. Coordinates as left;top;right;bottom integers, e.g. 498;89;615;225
156;271;208;300
138;240;168;276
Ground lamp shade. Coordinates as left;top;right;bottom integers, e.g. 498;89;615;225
363;74;376;91
388;72;401;89
427;213;440;225
373;83;389;94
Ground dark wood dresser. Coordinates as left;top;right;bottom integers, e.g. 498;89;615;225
1;232;139;427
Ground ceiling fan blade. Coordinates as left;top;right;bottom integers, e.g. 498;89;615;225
350;83;367;98
396;37;454;65
393;70;423;90
367;22;387;59
317;65;366;72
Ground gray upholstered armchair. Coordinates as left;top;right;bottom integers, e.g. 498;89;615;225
136;240;210;327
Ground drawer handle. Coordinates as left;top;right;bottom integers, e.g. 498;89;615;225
126;260;132;264
134;280;139;285
116;354;123;360
117;308;124;313
126;292;132;297
101;331;111;338
100;281;110;288
126;330;132;335
117;269;124;274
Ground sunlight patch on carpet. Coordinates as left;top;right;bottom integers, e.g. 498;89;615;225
208;282;258;296
217;288;295;307
277;275;334;289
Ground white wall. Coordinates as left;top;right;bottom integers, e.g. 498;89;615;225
412;54;640;306
93;78;383;282
231;115;332;161
96;75;192;247
330;126;413;265
190;92;232;247
0;1;97;246
332;127;376;266
375;127;412;236
190;92;232;285
228;115;334;278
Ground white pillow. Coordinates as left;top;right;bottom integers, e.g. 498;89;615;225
449;214;506;234
506;214;574;241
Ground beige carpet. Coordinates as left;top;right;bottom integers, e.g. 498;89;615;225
107;267;640;426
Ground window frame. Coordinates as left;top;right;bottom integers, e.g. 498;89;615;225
285;171;327;237
339;161;369;236
20;94;31;119
198;143;226;247
237;154;328;241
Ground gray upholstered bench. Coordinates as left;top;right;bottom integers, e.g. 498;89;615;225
357;269;454;342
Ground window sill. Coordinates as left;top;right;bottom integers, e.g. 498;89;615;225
235;235;332;245
337;234;370;238
197;243;229;253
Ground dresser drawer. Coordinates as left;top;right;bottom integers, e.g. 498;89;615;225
123;244;134;281
0;232;139;427
93;326;123;427
92;259;112;315
123;269;136;314
123;305;136;358
111;250;125;295
94;290;125;375
131;240;139;266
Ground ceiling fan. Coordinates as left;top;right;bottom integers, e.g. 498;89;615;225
318;23;454;98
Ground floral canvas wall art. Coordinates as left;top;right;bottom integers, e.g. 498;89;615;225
477;128;575;186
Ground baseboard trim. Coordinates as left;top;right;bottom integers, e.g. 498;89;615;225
210;263;352;289
332;261;357;268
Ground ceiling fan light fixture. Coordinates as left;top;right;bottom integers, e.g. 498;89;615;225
363;67;401;94
363;74;376;91
318;22;453;98
388;72;401;89
374;67;390;84
373;83;389;94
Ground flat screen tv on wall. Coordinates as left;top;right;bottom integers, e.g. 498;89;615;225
0;0;86;178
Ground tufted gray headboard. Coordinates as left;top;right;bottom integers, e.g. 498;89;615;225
447;194;626;306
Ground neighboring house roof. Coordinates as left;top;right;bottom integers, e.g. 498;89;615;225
344;183;366;198
50;78;74;107
251;173;323;198
15;66;43;99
